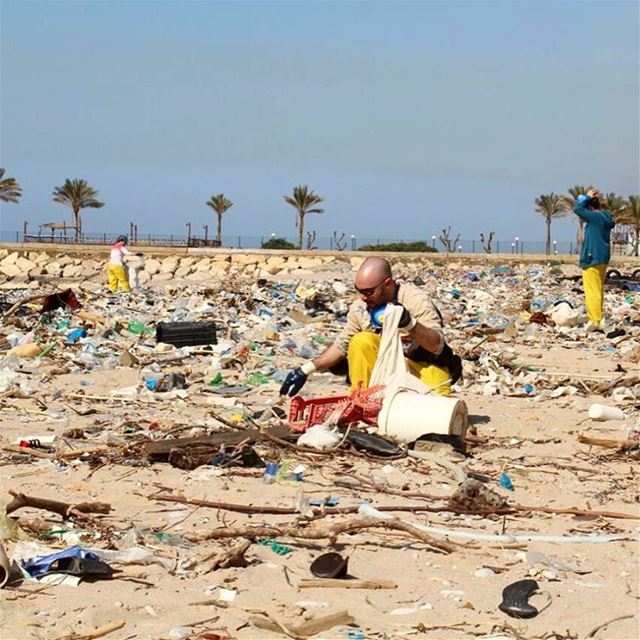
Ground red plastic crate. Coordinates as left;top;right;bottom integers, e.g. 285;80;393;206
288;385;386;432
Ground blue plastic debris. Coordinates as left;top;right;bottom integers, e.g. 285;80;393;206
65;328;87;344
500;472;515;491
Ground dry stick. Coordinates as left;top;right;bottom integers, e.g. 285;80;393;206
148;493;640;521
298;578;397;589
585;614;635;639
249;609;354;640
1;292;52;319
2;445;52;459
57;446;110;460
53;619;125;640
208;538;251;571
181;615;221;629
6;490;112;517
578;433;638;450
186;516;454;553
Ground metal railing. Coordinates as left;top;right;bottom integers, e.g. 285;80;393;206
1;229;636;256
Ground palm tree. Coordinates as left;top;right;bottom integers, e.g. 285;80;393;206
560;185;595;252
601;192;626;221
205;194;234;245
0;168;22;203
283;185;324;249
52;179;104;241
619;195;640;256
535;193;567;255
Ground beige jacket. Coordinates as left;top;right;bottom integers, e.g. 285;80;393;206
334;282;445;356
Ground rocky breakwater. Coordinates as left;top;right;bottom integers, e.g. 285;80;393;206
0;248;368;289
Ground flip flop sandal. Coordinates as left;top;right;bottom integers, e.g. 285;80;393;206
46;556;114;578
498;579;540;618
310;552;348;579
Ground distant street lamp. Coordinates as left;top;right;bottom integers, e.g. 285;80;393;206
431;235;436;248
511;242;515;254
458;245;462;253
350;234;356;251
553;240;558;255
514;236;520;254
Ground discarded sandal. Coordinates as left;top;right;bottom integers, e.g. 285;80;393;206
498;579;540;618
46;556;114;579
310;552;348;579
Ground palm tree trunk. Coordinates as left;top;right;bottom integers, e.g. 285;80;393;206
545;218;551;255
216;214;222;244
297;213;304;250
635;225;640;257
73;207;80;242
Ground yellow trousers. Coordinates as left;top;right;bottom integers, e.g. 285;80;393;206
347;332;453;396
108;264;131;293
582;264;606;325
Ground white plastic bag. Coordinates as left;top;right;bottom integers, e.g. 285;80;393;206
297;424;341;450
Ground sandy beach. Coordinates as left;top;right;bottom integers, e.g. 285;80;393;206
0;250;638;640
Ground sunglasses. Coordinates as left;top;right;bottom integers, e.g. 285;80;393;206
355;277;389;297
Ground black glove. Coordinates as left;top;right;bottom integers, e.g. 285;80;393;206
410;342;463;384
439;342;463;384
279;367;307;397
397;305;416;330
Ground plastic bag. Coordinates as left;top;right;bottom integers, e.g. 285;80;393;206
297;424;341;450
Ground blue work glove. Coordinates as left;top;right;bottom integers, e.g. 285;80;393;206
577;194;590;204
279;367;308;397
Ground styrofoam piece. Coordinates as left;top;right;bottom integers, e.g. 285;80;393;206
588;403;626;421
377;391;468;443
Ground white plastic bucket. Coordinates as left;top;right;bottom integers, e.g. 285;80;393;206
377;391;468;443
588;403;626;421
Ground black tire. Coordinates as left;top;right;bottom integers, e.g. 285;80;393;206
606;269;622;281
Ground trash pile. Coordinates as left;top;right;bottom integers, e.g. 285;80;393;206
0;254;638;640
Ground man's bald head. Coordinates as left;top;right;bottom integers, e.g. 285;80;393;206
356;257;392;284
354;257;395;308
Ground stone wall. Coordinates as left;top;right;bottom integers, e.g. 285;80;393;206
1;245;637;290
0;247;358;289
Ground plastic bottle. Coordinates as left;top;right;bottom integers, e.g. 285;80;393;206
145;372;186;392
262;462;279;484
588;404;626;421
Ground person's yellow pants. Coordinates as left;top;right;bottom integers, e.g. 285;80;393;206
582;264;607;325
347;332;453;396
108;264;131;293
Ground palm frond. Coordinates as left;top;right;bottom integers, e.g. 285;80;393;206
0;168;22;203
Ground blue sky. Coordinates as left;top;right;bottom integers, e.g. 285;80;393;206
1;0;638;245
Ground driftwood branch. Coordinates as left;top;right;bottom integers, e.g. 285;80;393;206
208;538;251;571
53;619;125;640
143;424;291;459
2;293;52;319
185;516;453;554
578;433;637;450
249;609;354;640
298;578;397;589
148;493;640;521
6;491;112;518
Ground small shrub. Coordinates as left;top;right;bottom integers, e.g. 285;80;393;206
262;237;295;250
358;241;438;253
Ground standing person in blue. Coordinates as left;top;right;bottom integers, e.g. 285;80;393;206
573;188;615;331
